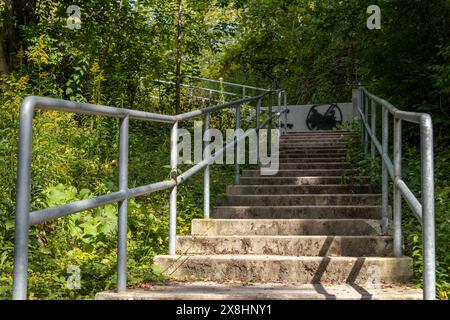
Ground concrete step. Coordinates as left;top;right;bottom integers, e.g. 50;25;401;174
238;176;370;185
153;255;413;284
284;130;351;135
191;219;382;236
280;137;348;142
280;143;348;148
280;144;347;153
278;154;348;159
212;206;382;219
223;194;381;206
274;163;353;170
279;150;347;155
242;169;358;177
177;235;394;257
281;136;351;141
276;157;347;163
96;282;423;300
227;185;372;195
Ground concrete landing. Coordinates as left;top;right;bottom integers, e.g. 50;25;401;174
96;282;422;300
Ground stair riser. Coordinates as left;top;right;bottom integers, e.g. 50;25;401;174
191;219;382;236
279;152;347;157
279;154;347;159
224;195;380;206
212;206;382;219
239;177;370;185
281;137;351;141
176;236;394;257
154;256;412;284
227;185;372;195
279;149;347;154
280;143;348;148
280;137;348;141
242;170;358;177
283;131;351;135
276;158;347;163
274;163;353;170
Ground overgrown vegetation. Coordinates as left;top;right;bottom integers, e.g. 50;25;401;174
0;0;449;299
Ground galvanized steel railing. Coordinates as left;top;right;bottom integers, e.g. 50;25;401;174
357;87;435;300
12;86;288;300
153;75;271;103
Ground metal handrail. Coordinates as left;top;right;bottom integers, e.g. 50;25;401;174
12;88;288;300
154;79;242;98
153;75;271;102
357;87;435;300
185;75;271;93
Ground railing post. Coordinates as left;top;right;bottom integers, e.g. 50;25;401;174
242;87;246;99
256;98;261;165
283;90;288;134
117;115;129;292
364;94;369;156
235;106;241;184
169;121;178;255
203;113;211;219
277;91;282;130
268;93;272;157
420;115;436;300
381;107;389;233
12;100;34;300
393;118;402;257
359;89;364;150
371;100;376;160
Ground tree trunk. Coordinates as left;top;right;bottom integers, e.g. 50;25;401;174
0;31;8;74
175;0;183;114
2;0;38;72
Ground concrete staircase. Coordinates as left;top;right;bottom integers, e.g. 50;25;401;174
96;130;422;300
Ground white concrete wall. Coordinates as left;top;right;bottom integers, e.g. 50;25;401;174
284;102;354;132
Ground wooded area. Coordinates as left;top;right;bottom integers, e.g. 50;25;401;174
0;0;449;299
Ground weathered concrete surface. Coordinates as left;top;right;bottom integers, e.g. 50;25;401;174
278;153;348;159
273;163;354;170
96;282;422;300
242;169;358;177
176;235;394;257
153;255;413;284
191;219;382;236
279;148;347;154
280;137;349;142
280;143;348;149
227;184;372;195
223;194;381;206
238;176;370;185
276;157;347;163
212;205;382;219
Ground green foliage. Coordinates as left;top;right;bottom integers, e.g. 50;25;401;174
215;0;450;110
0;0;242;299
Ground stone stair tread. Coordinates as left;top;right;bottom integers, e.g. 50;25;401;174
96;282;422;300
212;206;383;219
156;254;407;261
177;235;393;256
191;218;382;236
152;254;413;284
227;185;372;195
215;205;381;208
224;195;380;206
